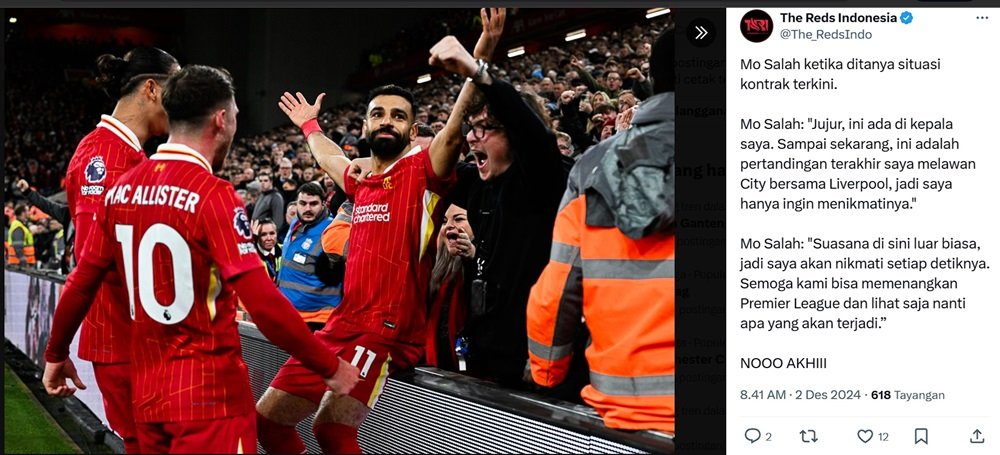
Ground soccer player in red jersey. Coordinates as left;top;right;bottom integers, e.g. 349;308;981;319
43;65;360;454
253;36;489;454
63;47;179;453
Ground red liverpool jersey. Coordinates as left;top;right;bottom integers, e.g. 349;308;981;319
326;146;454;345
85;143;264;422
65;115;146;363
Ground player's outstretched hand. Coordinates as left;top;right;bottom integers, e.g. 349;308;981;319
429;36;478;78
324;358;362;396
16;179;30;193
278;91;325;128
43;359;87;398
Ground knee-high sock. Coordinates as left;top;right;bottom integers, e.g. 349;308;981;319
313;422;361;454
256;412;306;454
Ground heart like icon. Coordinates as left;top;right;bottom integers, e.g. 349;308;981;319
858;429;874;443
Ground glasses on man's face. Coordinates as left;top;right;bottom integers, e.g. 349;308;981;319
607;76;622;81
468;123;504;141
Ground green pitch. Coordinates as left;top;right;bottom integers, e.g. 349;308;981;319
4;364;80;454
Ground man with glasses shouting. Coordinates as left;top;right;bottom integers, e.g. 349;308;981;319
449;10;575;396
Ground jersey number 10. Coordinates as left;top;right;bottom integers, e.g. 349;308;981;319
116;223;195;325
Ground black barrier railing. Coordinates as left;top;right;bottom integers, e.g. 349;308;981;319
6;267;674;454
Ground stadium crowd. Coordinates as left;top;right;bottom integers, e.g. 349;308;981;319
7;15;666;270
8;8;675;448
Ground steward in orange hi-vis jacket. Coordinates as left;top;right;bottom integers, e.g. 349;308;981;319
527;87;675;433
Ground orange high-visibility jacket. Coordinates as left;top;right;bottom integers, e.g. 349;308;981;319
528;92;674;433
321;201;353;258
6;219;37;266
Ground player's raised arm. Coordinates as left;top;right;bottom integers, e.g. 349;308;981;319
278;91;351;190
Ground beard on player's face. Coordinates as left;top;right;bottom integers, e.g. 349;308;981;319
367;126;408;159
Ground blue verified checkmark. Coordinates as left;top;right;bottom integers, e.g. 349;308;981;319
900;11;913;24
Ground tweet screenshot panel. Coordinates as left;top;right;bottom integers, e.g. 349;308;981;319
727;7;999;453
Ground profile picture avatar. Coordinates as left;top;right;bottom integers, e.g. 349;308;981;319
740;9;773;42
